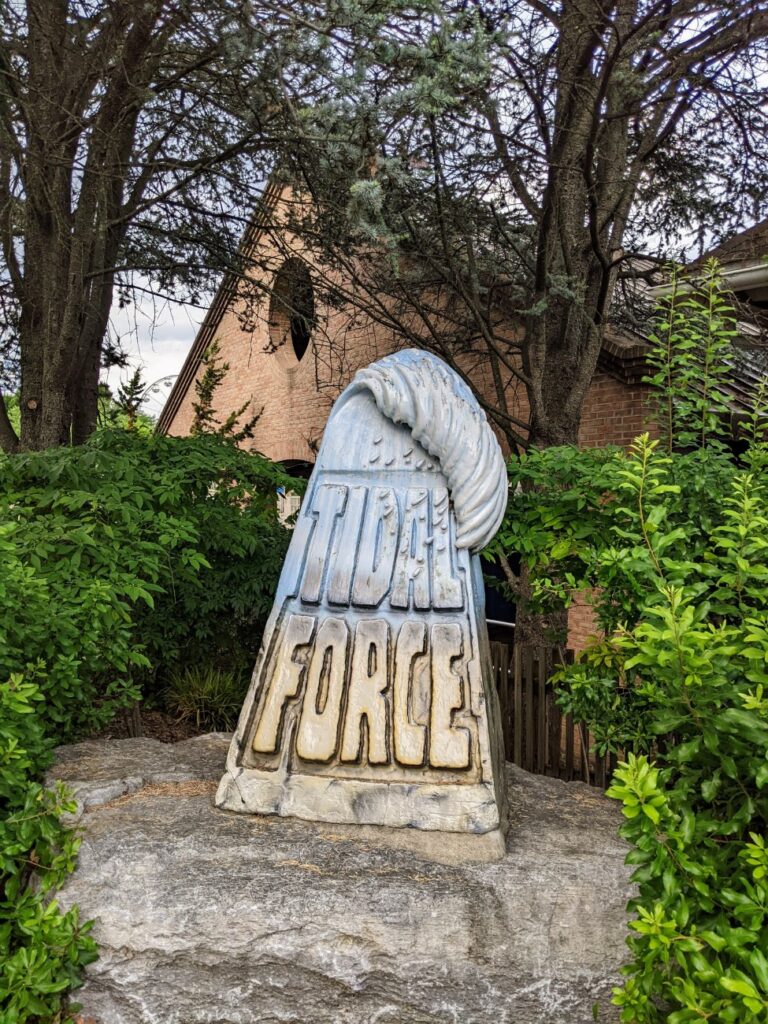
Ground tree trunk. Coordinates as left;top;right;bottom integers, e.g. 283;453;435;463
18;319;46;451
524;302;604;451
11;1;160;451
18;286;77;449
37;383;72;448
71;335;102;444
17;154;121;451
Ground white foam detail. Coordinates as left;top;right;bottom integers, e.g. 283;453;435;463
344;350;508;552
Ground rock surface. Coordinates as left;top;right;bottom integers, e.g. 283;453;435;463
54;735;634;1024
52;733;232;818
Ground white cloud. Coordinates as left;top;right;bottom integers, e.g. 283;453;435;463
103;290;206;418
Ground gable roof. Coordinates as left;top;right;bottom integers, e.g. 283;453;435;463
156;177;284;435
695;219;768;268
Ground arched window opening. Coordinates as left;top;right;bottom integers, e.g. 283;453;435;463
268;260;315;364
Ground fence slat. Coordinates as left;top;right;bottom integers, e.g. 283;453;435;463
565;712;574;781
490;641;615;789
547;688;561;778
490;643;503;747
536;652;547;775
524;646;535;772
500;643;511;755
579;723;591;783
594;742;606;789
513;644;523;767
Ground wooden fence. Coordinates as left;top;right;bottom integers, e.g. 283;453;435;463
489;641;617;788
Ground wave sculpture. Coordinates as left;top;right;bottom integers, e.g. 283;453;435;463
216;349;509;857
345;350;508;552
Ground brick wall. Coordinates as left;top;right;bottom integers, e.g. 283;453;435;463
579;373;653;448
165;181;654;464
567;593;600;652
168;293;392;464
167;205;401;463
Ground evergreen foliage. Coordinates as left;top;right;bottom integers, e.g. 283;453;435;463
272;0;768;451
190;342;262;441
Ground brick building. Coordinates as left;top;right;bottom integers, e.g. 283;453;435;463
158;182;655;464
156;186;768;646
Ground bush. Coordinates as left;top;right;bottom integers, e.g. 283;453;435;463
0;430;295;737
563;436;768;1022
494;434;768;1020
0;522;97;1022
0;670;98;1022
489;268;768;1020
165;665;248;732
0;430;296;1021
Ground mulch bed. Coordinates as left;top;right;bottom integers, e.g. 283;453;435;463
95;708;203;744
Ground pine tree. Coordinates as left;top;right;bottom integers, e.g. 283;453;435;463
190;343;262;442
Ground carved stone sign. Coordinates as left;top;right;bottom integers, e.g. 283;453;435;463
216;350;509;844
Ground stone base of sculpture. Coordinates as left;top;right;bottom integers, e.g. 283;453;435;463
53;735;633;1024
216;770;507;858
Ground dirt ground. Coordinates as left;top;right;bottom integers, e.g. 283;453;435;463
95;707;202;744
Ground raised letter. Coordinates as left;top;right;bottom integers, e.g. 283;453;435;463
296;617;349;762
390;488;431;610
351;488;399;608
252;614;316;753
281;512;315;598
429;623;471;769
327;486;368;606
300;485;347;605
340;619;390;764
393;621;428;766
431;488;463;610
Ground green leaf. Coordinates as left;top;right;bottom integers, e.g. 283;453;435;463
721;977;759;999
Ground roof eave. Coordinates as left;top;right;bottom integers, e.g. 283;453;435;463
647;262;768;300
155;177;284;435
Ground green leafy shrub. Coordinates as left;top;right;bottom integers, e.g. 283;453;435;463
490;267;768;1020
0;523;96;1022
0;430;295;737
165;665;248;732
571;435;768;1022
644;260;737;453
495;439;768;1021
487;440;736;648
0;671;98;1022
0;430;296;1020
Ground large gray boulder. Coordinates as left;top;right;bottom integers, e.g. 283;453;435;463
53;735;634;1024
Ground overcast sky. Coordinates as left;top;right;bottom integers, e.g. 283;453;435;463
103;290;205;419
